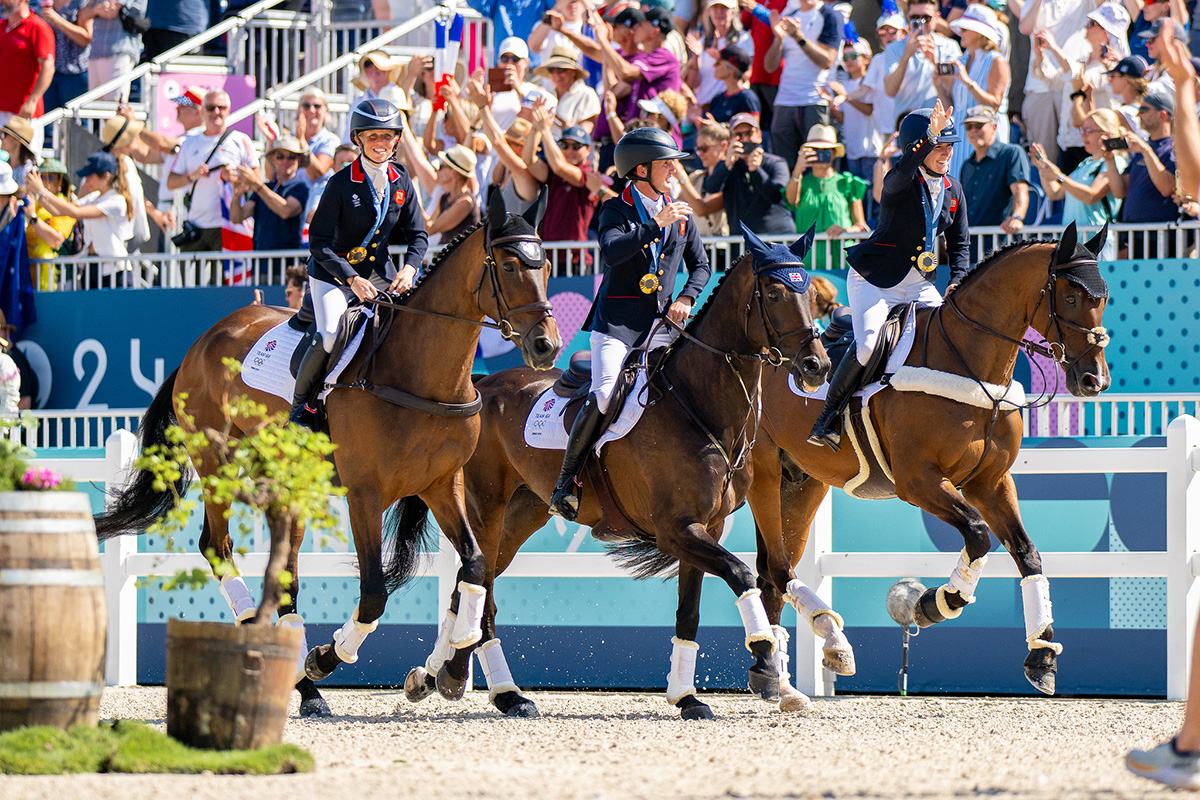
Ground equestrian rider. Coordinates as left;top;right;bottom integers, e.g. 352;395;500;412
288;98;429;428
548;127;713;520
808;100;970;450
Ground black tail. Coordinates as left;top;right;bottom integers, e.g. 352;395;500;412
94;367;190;541
381;496;434;594
605;538;679;580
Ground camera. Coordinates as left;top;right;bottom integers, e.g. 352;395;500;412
814;148;833;163
172;220;202;248
936;63;955;75
1102;136;1128;151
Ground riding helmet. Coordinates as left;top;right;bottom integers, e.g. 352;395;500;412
896;108;961;151
613;127;689;180
349;97;405;141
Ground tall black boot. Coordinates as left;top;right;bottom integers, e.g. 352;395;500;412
806;356;867;452
288;337;332;431
548;393;605;521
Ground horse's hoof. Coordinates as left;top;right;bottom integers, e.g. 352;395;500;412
436;663;467;701
1025;666;1056;696
748;668;781;702
778;685;813;713
823;647;857;677
493;691;539;718
911;589;942;629
676;695;715;720
298;693;332;717
404;667;438;703
304;647;335;682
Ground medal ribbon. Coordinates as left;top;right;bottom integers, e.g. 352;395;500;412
631;186;664;266
358;161;390;253
919;173;947;262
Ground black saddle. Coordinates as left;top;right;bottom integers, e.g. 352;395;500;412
553;349;646;433
288;276;389;378
822;301;915;389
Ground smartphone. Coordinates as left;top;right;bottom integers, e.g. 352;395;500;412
1102;136;1128;151
488;66;512;93
815;148;833;163
542;12;553;24
936;63;955;75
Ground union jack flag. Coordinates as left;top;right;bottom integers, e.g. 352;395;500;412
542;397;556;412
265;340;277;352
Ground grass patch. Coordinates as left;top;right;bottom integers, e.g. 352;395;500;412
0;721;314;775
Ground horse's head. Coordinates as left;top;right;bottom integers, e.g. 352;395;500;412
739;223;831;390
481;187;562;370
1047;222;1112;397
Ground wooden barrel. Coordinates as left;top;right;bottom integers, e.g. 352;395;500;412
0;491;106;732
166;618;301;750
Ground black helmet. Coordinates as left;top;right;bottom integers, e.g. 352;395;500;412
614;127;688;180
897;107;960;151
349;97;405;142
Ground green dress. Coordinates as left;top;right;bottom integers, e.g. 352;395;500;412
789;171;869;270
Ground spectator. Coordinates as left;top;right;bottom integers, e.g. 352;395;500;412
529;0;591;65
97;115;152;247
345;50;407;140
763;0;842;171
142;0;207;62
809;273;842;331
625;90;687;146
25;157;77;289
684;0;751;109
165;89;258;252
1107;89;1179;257
861;5;905;141
561;7;642;168
526;107;600;265
829;39;881;221
0;164;29;317
0;117;38;185
284;264;306;310
593;7;681;124
423;144;481;247
642;0;688;65
1029;109;1126;260
25;152;134;287
958;105;1030;233
704;45;759;124
292;87;340;194
40;0;92;112
687;121;730;235
80;0;146;103
1141;17;1187;93
1128;0;1185;63
883;1;961;122
0;322;19;417
464;0;555;45
741;0;789;146
966;0;1010;57
1107;55;1151;137
466;75;542;218
305;143;358;226
532;46;600;136
228;135;309;251
0;0;54;147
1016;0;1103;169
489;37;556;130
784;124;867;269
940;4;1008;179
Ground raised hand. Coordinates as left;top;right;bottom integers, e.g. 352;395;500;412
928;99;953;138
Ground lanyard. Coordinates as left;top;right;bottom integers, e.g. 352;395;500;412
359;163;389;251
630;187;663;265
919;174;947;255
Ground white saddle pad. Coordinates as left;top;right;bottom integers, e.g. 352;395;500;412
524;371;650;455
240;316;370;404
788;309;917;404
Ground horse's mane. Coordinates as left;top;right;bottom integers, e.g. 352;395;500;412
954;238;1047;293
400;219;487;300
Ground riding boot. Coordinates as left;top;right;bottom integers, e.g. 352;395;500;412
288;337;332;431
548;393;605;521
806;356;867;452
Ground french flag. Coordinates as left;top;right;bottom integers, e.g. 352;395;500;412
220;183;254;286
433;8;464;113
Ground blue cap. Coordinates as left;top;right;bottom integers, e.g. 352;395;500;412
75;151;119;178
559;126;592;147
741;222;814;293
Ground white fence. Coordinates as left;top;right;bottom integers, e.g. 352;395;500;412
34;410;1200;698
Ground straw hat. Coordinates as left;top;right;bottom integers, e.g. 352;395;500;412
534;46;588;82
505;117;532;146
0;117;35;154
352;50;407;91
266;134;311;168
803;124;845;158
100;115;145;152
439;144;477;178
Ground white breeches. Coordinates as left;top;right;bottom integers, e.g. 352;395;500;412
310;276;350;353
847;268;943;366
589;323;677;414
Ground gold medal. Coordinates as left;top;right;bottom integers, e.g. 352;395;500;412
639;273;660;294
916;250;938;273
347;247;368;265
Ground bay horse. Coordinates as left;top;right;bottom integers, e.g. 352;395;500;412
403;235;833;719
95;192;562;717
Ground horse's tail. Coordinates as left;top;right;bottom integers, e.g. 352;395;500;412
382;496;434;595
605;538;679;580
94;367;189;541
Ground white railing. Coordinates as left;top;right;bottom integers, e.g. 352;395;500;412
40;415;1200;696
11;409;145;449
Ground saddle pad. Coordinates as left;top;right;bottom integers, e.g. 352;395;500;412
524;371;650;455
787;307;918;403
240;320;368;404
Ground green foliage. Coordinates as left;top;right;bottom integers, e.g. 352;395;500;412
0;722;314;774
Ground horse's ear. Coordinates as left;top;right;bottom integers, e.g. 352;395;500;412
1055;221;1078;264
788;224;818;261
487;186;508;231
1085;222;1109;257
740;221;770;267
522;185;548;229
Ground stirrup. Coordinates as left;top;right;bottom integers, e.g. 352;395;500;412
288;402;318;431
807;424;841;452
548;477;582;521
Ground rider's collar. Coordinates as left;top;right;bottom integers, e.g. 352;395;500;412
622;182;666;211
350;156;400;184
919;166;950;185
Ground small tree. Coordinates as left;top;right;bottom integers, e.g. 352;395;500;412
138;359;346;624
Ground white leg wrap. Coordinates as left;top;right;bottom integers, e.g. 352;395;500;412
276;613;308;683
1021;574;1064;654
450;582;487;648
332;606;379;664
476;638;519;701
772;625;791;682
665;637;699;704
785;579;845;633
425;611;457;673
219;575;257;623
947;549;987;604
736;589;776;652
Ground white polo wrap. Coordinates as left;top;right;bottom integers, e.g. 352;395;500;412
786;579;845;632
736;588;777;652
771;625;791;680
665;637;699;704
276;612;309;683
450;581;487;647
425;611;457;673
476;638;519;700
219;575;257;623
947;548;988;604
333;605;379;664
1021;574;1064;654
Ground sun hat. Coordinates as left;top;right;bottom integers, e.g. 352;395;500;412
963;105;998;124
497;36;530;60
0;117;35;153
1086;3;1131;40
439;144;477;178
803;123;845;158
0;162;16;196
352;50;406;91
948;4;1000;44
100;115;144;152
638;96;679;129
534;46;588;81
266;134;311;167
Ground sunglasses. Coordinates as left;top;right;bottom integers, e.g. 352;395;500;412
559;141;588;150
908;14;932;23
546;67;574;74
274;152;300;160
499;54;523;64
963;121;988;130
843;53;861;61
205;104;229;111
299;102;325;110
695;144;716;153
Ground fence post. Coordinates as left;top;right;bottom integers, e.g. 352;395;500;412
102;429;139;687
795;490;834;697
1167;415;1200;700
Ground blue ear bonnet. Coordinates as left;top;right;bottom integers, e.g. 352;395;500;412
741;222;815;293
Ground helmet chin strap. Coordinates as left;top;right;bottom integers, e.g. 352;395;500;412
634;169;666;198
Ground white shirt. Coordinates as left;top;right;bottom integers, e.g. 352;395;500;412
1022;0;1103;94
884;34;963;118
920;167;945;214
120;154;150;247
775;4;838;107
552;80;601;139
170;128;257;229
79;188;130;259
863;53;897;137
0;352;18;418
696;30;753;106
838;75;882;159
491;81;557;132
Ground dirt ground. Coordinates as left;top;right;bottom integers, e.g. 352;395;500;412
0;687;1187;799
